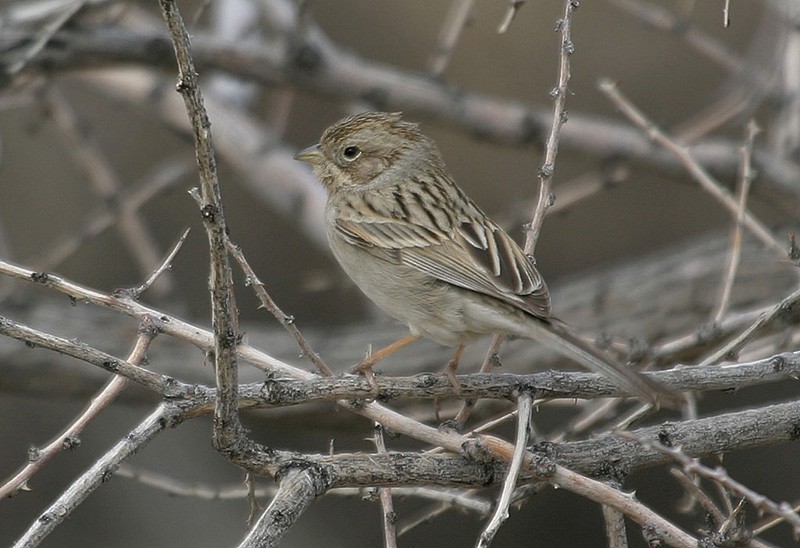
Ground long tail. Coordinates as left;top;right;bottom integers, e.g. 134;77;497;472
526;319;686;409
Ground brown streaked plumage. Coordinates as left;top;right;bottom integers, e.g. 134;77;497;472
295;111;684;408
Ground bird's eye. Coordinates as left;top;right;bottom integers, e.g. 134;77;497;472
342;145;361;160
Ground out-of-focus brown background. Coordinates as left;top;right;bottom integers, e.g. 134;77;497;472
1;1;798;546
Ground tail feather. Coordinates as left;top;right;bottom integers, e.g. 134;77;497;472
527;320;685;409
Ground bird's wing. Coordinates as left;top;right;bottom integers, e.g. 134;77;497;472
333;181;550;318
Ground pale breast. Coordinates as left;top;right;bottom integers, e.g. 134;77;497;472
327;223;488;346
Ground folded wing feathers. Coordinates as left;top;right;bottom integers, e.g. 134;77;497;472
335;181;550;317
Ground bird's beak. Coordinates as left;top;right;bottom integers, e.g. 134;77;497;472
294;144;324;165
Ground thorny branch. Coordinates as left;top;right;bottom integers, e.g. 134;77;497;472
2;1;800;546
525;0;577;252
2;261;799;545
619;431;800;539
157;0;244;454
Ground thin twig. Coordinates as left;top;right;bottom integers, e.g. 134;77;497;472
13;404;175;546
610;401;654;431
0;259;491;456
723;0;731;28
669;468;726;525
245;473;262;527
753;499;800;536
651;305;766;360
619;431;800;538
715;470;736;516
396;487;494;536
31;158;192;273
597;78;787;257
16;24;800;196
79;66;330;250
771;21;800;159
790;233;800;265
2;286;798;406
125;228;190;299
609;0;741;73
547;167;629;214
374;424;398;548
0;258;300;376
712;121;760;323
427;409;518;457
397;502;459;537
207;0;260;109
549;398;620;442
0;317;157;500
5;313;798;544
551;465;697;546
701;285;800;365
262;87;295;137
497;0;525;34
6;0;87;75
718;497;747;540
117;465;493;514
222;234;333;376
188;0;213;28
0;314;184;395
478;392;533;547
239;471;318;548
525;0;578;253
3;257;798;543
603;0;781;142
427;0;476;77
46;86;174;296
453;334;505;428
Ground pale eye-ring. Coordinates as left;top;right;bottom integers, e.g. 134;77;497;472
342;145;361;161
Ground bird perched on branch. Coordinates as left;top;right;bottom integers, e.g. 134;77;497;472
296;111;683;409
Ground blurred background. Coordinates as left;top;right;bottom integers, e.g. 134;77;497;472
1;0;799;546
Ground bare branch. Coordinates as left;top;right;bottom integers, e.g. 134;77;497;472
239;469;318;548
374;424;398;548
701;285;800;365
723;0;731;28
478;392;533;547
551;465;696;546
116;465;493;515
609;0;742;73
224;237;332;376
598;78;788;257
0;313;179;394
427;0;476;77
497;1;525;34
2;5;799;543
712;120;760;323
30;158;192;273
5;0;87;75
620;431;800;539
46;85;174;296
525;0;577;253
0;316;157;500
239;353;800;407
602;501;629;548
0;258;301;376
158;0;243;452
125;228;190;300
12;404;175;547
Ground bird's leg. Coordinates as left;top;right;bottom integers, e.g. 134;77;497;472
352;334;419;392
445;344;466;396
